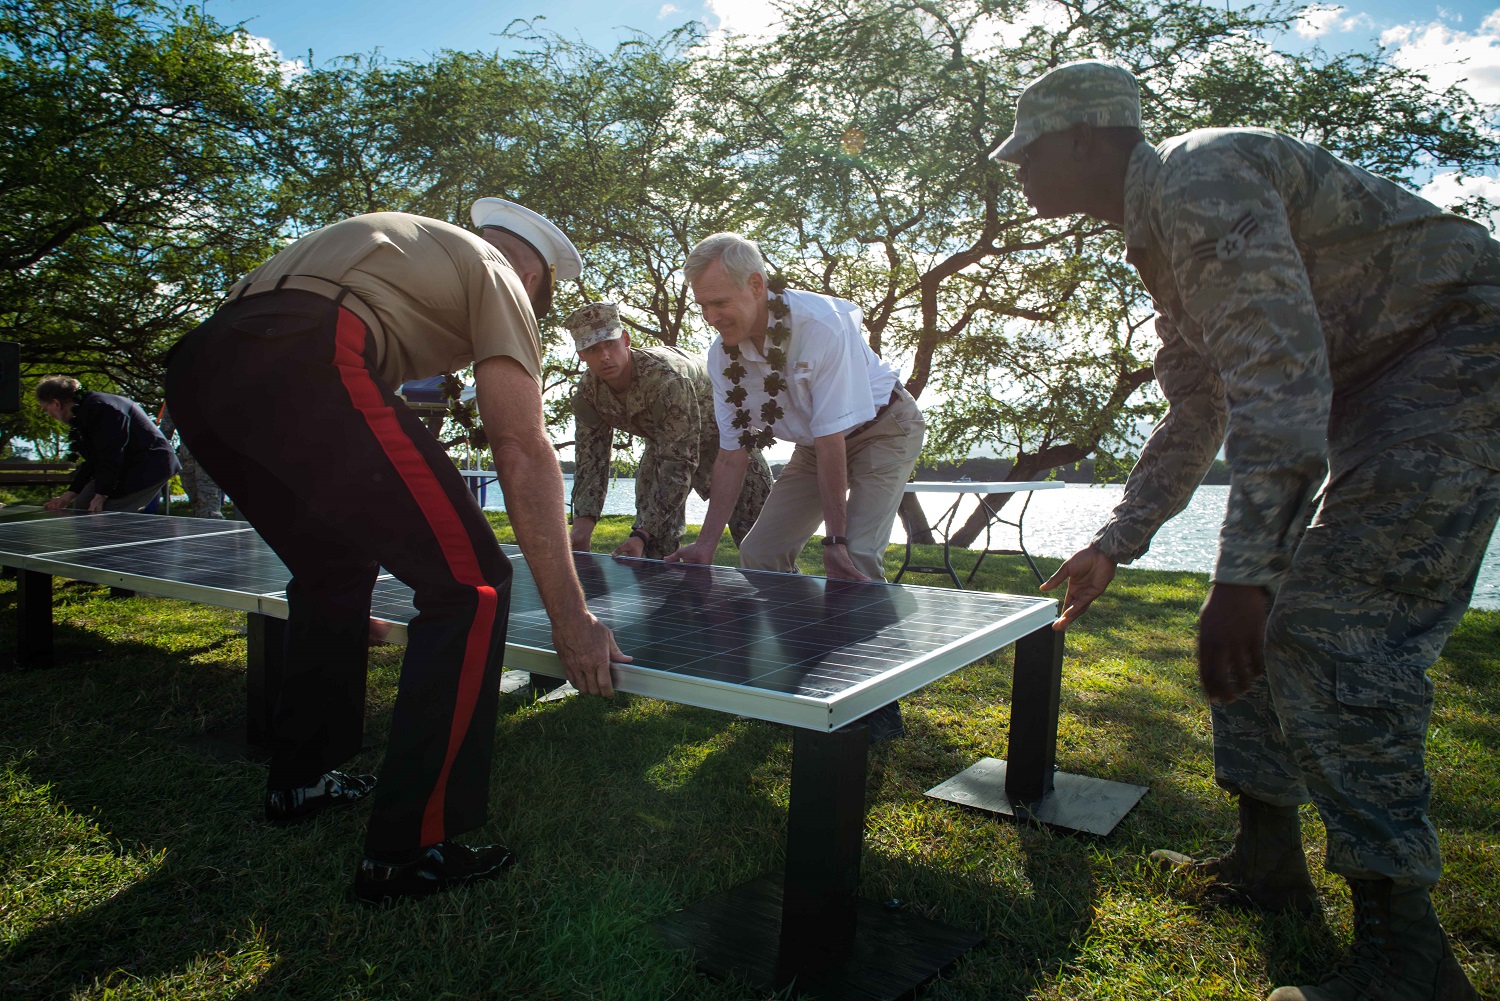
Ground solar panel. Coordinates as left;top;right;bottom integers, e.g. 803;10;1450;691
0;513;280;612
0;512;1057;729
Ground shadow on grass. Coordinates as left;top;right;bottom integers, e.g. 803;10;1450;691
0;600;291;999
4;557;1496;999
0;587;791;999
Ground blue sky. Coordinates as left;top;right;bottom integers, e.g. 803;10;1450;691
210;0;1500;70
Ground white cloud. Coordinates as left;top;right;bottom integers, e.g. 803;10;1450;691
1294;4;1373;39
231;31;307;83
659;3;679;17
1382;10;1500;103
702;0;784;45
1420;170;1500;230
970;1;1073;52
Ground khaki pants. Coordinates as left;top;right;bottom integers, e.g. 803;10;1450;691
740;389;924;580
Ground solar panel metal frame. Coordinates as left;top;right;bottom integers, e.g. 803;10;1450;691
0;512;1057;731
0;513;278;613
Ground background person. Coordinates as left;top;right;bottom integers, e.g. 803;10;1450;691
565;301;772;560
665;232;924;738
36;376;179;514
998;61;1495;1001
164;201;626;906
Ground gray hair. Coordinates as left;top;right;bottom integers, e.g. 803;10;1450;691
684;232;766;288
35;375;81;403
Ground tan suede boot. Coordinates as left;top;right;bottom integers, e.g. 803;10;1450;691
1151;794;1320;914
1267;878;1477;1001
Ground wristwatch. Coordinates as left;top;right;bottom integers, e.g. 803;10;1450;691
629;528;650;544
821;535;849;547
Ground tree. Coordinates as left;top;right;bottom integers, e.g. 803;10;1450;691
683;0;1500;542
0;0;289;415
270;25;754;456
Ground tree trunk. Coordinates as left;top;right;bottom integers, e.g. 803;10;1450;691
899;492;933;545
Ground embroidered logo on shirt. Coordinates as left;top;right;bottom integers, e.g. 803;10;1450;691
1192;212;1259;262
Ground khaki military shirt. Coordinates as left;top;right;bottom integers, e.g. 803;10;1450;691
571;345;716;539
231;212;541;387
1095;129;1500;587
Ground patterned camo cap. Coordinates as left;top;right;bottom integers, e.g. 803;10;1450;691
563;302;626;352
994;61;1140;164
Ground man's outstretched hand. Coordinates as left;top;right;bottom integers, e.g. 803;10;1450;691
1039;545;1117;631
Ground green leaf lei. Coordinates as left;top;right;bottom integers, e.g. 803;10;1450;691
724;284;791;450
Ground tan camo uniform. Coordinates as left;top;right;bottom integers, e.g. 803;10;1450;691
572;344;772;559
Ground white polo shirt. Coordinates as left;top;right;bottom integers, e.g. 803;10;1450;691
708;288;898;450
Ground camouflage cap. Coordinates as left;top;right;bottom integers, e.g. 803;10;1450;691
563;302;626;352
993;61;1140;164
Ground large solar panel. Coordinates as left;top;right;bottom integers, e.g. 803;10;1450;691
0;512;1056;729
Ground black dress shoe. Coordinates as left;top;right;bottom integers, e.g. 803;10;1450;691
352;841;517;907
265;770;376;826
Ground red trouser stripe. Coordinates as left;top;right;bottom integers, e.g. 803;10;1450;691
331;307;496;846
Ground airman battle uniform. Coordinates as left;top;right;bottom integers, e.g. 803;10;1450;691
572;344;772;558
1099;127;1500;883
1098;128;1497;999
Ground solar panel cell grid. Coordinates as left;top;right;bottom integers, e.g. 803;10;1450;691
0;512;1057;729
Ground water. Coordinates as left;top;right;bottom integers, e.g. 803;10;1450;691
482;479;1500;611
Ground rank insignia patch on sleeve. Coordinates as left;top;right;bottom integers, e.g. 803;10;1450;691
1193;212;1259;262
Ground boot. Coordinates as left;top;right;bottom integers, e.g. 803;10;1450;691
1150;794;1319;914
1267;878;1477;1000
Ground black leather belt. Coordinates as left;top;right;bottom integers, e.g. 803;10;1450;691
228;274;383;337
845;385;903;438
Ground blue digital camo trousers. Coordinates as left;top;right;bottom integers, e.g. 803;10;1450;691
1210;291;1500;888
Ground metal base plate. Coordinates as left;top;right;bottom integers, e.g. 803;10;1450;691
652;873;982;1000
925;757;1148;837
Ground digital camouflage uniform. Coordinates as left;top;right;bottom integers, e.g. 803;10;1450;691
1091;128;1500;887
572;344;773;559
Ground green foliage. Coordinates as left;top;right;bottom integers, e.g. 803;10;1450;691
5;0;1499;473
0;0;289;401
685;0;1500;482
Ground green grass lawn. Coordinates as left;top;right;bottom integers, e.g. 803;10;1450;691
1;513;1495;1000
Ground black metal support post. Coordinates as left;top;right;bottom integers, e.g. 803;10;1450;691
17;569;53;667
926;621;1149;836
776;724;869;983
1005;624;1064;804
245;612;285;749
653;721;982;999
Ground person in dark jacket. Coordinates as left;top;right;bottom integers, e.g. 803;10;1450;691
36;376;180;513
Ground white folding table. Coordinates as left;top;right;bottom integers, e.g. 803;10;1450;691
895;480;1066;588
